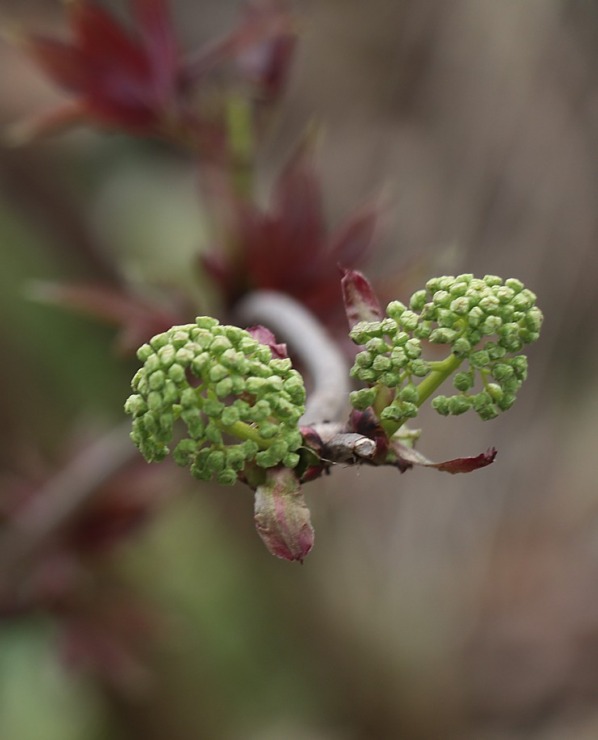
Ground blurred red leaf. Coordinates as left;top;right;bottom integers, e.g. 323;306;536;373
390;442;498;474
341;268;384;329
29;281;185;353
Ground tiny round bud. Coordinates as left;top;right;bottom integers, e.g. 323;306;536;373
432;396;450;416
350;388;377;410
409;290;427;311
448;396;471;415
454;372;474;392
387;300;407;319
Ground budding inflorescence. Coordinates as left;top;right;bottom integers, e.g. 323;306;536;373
349;274;542;426
124;317;306;485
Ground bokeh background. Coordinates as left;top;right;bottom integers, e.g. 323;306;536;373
1;1;598;738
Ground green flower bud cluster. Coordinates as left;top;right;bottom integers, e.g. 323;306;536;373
350;274;542;424
125;317;306;485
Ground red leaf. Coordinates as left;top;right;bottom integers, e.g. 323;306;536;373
236;0;297;101
254;467;314;562
24;36;88;93
28;281;183;353
246;325;288;359
131;0;178;99
341;268;384;329
390;442;498;474
70;2;151;83
272;132;325;266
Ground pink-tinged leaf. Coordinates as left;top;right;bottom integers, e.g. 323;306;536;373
390;441;497;474
131;0;178;100
236;0;297;101
246;325;288;359
27;281;183;353
180;0;294;87
5;102;90;145
341;268;384;329
254;467;314;562
199;251;235;294
24;36;88;93
273;131;325;264
70;2;151;83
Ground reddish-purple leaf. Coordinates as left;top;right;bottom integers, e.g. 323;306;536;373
246;325;288;359
70;2;151;84
341;268;384;329
28;281;183;353
273;132;325;265
236;0;297;101
24;37;88;93
131;0;178;100
254;467;314;562
390;441;497;474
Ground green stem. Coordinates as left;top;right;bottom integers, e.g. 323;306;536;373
226;93;255;200
415;353;464;406
219;419;277;449
381;353;464;437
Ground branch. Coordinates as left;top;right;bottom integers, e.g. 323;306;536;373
234;291;350;424
0;423;136;583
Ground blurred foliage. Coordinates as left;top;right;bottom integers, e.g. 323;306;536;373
1;1;598;739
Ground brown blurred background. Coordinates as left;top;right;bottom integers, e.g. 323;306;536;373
1;1;598;738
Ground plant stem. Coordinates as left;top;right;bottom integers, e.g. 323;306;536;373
226;93;255;200
382;352;463;437
415;353;463;406
234;291;350;424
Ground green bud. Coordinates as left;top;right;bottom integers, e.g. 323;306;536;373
382;405;406;425
410;359;430;377
477;404;500;421
124;394;146;416
380;371;401;387
399;310;419;331
147;391;163;412
372;355;392;372
431;396;450;416
386;301;407;320
470;350;490;368
413;321;432;340
366;337;390;354
505;278;524;292
511;355;528;380
390;347;407;367
350;388;377;410
409;290;427;311
454;372;474;391
432;290;451;306
450;296;470;315
480;315;503;335
468;307;484;327
215;378;233;397
355;351;373;368
168;363;186;383
429;328;457;344
486;383;504;402
453;337;472;356
497;393;516;411
399;384;419;403
221;406;240;426
448;396;471;415
137;344;153;362
217;469;238;485
379;318;398;335
283;452;301;469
